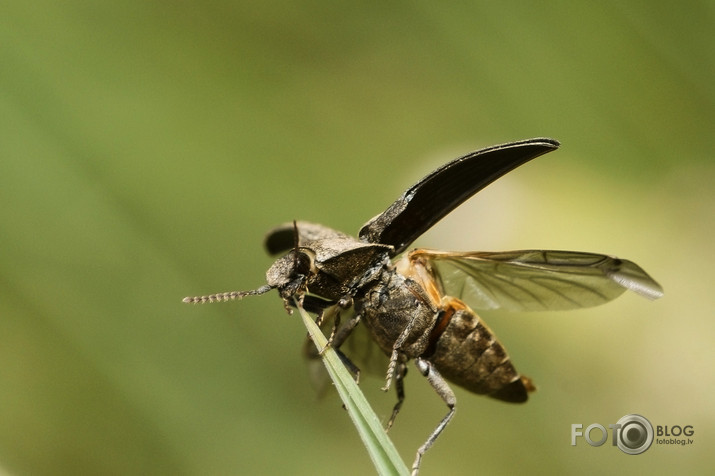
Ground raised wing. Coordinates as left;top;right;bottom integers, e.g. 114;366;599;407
411;249;663;311
359;138;560;255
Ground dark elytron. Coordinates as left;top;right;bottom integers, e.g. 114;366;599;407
184;138;663;475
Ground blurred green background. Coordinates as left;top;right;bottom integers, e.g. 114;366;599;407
1;1;713;475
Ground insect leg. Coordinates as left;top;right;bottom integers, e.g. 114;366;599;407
327;313;361;349
323;309;341;349
412;357;456;476
334;347;361;383
386;361;407;431
382;314;420;391
323;313;363;383
322;296;353;349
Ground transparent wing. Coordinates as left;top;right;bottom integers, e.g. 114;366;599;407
412;249;663;312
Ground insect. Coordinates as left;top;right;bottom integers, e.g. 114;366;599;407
183;138;663;475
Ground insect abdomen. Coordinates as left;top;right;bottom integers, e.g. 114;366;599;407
424;297;534;403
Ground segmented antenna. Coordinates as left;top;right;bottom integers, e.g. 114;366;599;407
182;285;272;304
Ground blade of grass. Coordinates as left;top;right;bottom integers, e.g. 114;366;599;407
296;301;409;476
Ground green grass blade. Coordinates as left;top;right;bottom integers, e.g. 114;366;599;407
296;302;409;476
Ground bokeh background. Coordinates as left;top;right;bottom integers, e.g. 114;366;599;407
1;2;712;475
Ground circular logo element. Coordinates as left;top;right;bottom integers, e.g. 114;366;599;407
616;414;654;455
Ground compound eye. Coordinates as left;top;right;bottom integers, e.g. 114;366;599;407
293;250;312;276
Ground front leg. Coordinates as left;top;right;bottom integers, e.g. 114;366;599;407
321;295;354;352
302;304;363;384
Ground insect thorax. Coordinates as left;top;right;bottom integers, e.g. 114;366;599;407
354;265;438;359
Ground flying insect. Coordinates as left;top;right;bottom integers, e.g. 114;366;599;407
183;138;663;475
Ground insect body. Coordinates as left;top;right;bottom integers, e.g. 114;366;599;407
184;138;663;475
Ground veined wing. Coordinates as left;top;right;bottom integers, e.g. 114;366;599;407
411;249;663;312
